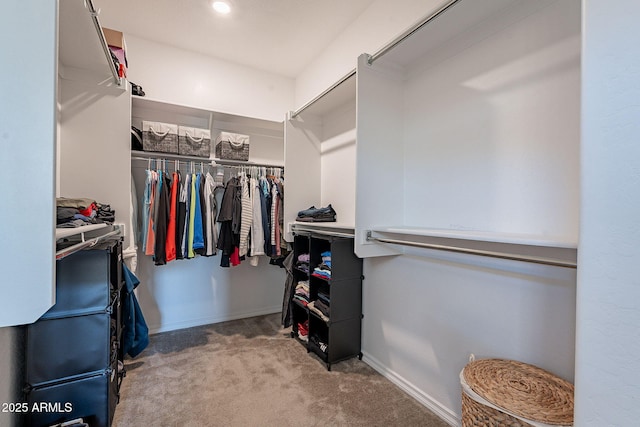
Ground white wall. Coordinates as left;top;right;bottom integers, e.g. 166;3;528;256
58;78;133;250
403;0;580;242
363;252;576;424
576;0;640;425
295;0;443;108
321;103;357;226
125;35;295;122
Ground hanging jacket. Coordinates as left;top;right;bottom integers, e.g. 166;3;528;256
217;177;240;267
175;171;185;260
193;173;205;252
122;264;149;358
154;173;171;265
281;251;295;328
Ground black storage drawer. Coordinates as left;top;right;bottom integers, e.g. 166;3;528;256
43;245;119;319
26;312;110;386
25;368;118;427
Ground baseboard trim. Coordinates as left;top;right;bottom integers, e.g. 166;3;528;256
148;306;282;334
362;351;460;427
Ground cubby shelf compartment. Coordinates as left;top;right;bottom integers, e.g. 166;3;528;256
289;233;363;370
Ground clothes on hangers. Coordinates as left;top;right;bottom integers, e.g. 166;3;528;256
139;161;284;268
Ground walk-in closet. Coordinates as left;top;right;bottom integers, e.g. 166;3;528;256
2;0;639;426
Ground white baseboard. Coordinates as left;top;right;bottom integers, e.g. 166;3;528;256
362;351;461;427
148;306;282;334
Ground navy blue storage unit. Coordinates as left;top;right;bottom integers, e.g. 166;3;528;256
24;239;124;427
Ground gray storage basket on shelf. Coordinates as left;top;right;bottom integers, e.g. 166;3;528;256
215;131;250;161
142;121;178;154
178;126;211;158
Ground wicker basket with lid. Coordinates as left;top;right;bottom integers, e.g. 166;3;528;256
461;358;574;427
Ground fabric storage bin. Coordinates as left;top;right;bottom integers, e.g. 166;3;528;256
26;312;111;386
461;358;574;427
43;245;117;319
142;121;178;154
25;368;118;427
178;126;211;157
215;131;250;161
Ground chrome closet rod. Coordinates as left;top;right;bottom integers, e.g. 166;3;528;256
289;69;356;119
85;0;120;85
292;228;355;239
366;234;577;269
367;0;462;64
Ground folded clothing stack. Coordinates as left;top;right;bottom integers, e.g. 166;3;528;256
308;300;330;322
312;251;332;280
296;253;310;273
296;204;336;222
293;281;309;306
56;197;115;228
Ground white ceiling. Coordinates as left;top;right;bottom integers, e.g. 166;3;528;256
96;0;377;78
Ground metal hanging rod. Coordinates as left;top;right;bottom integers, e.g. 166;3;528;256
131;154;283;169
85;0;121;85
289;0;461;118
366;232;577;269
368;0;462;64
56;226;123;261
289;69;356;119
292;224;355;239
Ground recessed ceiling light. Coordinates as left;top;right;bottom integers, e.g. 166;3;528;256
212;1;231;14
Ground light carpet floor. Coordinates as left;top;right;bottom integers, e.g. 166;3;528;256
113;313;450;427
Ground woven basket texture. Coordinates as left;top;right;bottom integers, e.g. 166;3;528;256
215;140;249;161
143;131;178;154
462;392;533;427
463;359;574;426
179;135;211;158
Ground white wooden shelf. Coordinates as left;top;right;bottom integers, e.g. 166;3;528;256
58;0;123;87
55;223;109;240
371;226;577;249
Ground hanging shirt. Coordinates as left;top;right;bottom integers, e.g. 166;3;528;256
165;171;179;262
239;174;252;257
259;177;272;257
144;171;157;256
250;176;265;257
153;172;170;265
175;171;185;260
204;172;219;256
271;179;278;247
141;169;152;252
193;173;205;252
188;173;197;258
181;173;192;258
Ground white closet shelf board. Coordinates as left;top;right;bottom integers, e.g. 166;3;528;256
55;223;108;240
368;227;577;268
58;0;122;87
132;96;284;139
371;226;577;249
290;222;355;237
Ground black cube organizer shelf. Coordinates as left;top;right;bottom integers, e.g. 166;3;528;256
23;239;125;427
290;233;363;370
